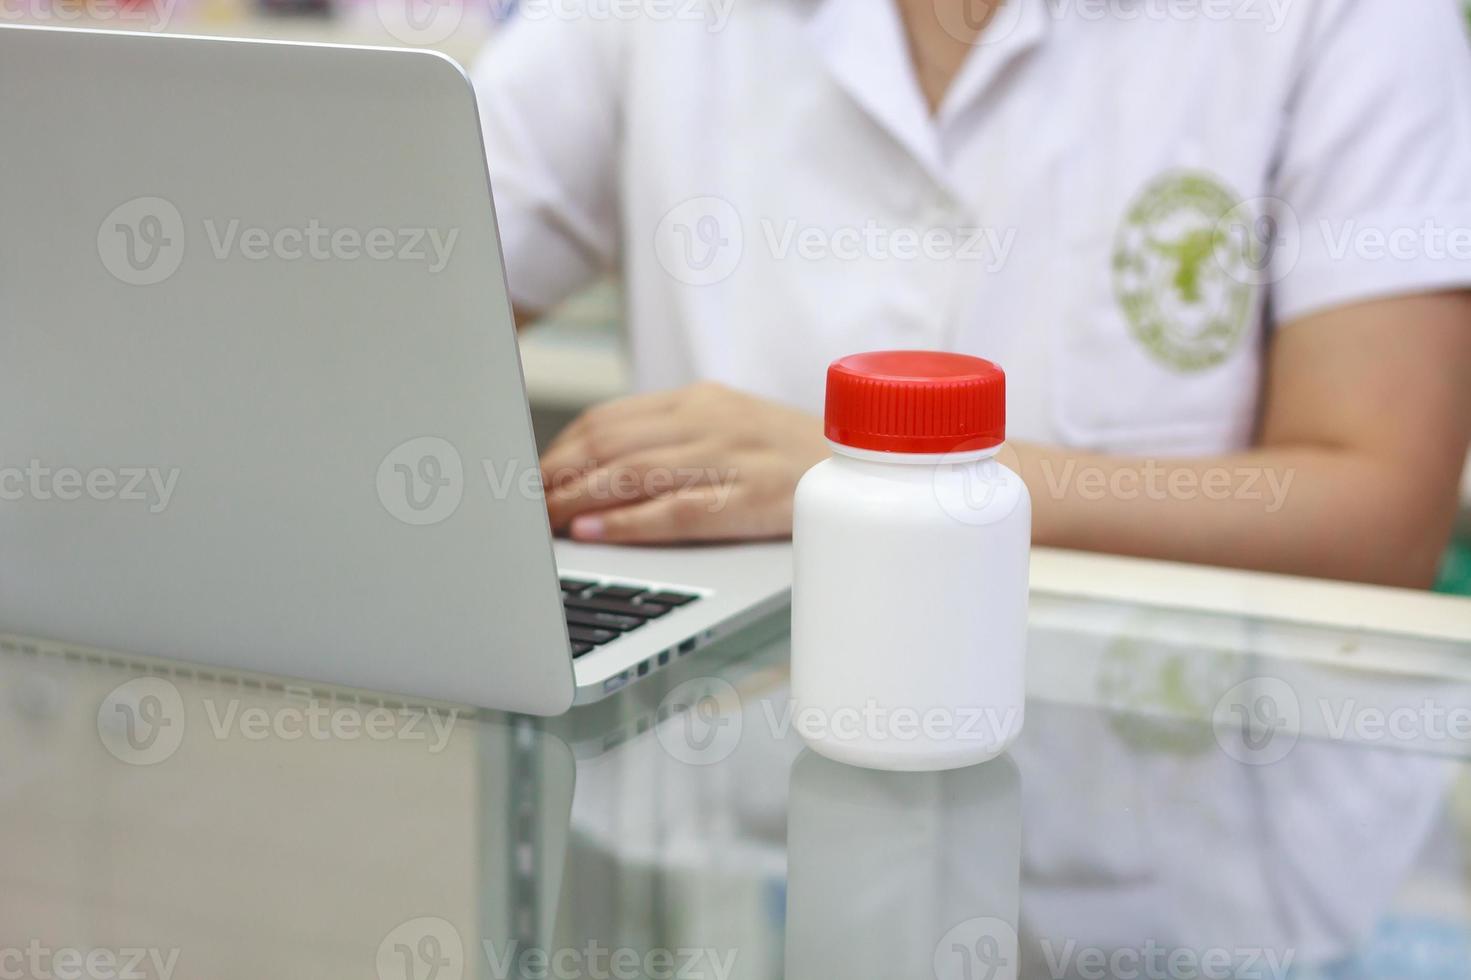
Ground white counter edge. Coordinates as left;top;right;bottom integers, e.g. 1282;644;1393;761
1030;547;1471;645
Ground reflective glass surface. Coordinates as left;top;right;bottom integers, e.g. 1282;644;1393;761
2;594;1469;980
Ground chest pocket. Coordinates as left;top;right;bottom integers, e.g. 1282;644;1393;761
1048;158;1272;456
1035;24;1287;457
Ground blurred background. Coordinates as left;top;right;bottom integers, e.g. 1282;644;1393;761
8;0;1470;591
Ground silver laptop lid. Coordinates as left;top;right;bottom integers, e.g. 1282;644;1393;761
0;25;574;714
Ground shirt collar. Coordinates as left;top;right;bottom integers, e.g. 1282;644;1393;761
805;0;1051;179
805;0;941;175
938;0;1051;123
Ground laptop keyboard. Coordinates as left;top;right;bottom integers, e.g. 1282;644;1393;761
559;577;700;658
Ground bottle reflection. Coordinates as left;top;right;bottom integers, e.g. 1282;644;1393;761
785;750;1021;980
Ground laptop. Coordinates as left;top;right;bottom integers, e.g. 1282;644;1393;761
0;24;792;715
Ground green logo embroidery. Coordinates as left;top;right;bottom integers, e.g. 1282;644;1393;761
1112;171;1260;372
1095;631;1239;757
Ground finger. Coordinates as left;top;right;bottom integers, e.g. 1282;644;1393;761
543;389;681;457
544;445;717;528
569;488;737;544
540;417;694;485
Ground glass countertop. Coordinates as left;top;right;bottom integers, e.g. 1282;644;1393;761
2;589;1469;980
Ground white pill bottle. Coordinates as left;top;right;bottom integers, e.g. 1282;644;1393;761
792;351;1030;772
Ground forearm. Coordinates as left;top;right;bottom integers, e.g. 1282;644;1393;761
1010;442;1459;589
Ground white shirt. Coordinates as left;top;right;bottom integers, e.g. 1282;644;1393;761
471;0;1471;455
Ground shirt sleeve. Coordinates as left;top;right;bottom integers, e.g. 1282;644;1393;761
470;9;624;313
1270;0;1471;323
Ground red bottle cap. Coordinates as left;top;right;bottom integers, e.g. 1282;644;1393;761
824;351;1005;454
